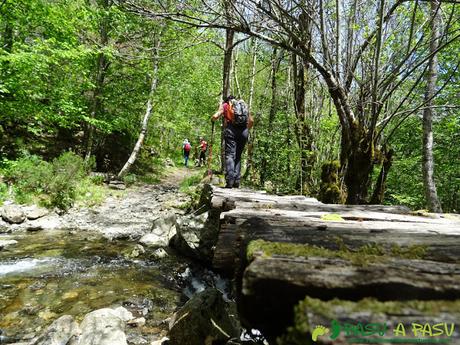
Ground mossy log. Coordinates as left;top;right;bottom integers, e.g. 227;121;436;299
212;212;460;273
202;185;460;342
240;253;460;334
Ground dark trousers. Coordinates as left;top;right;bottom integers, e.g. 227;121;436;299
199;151;206;166
224;125;248;186
183;151;190;166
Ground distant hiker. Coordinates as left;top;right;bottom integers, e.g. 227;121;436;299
199;137;208;167
183;139;191;167
212;95;253;188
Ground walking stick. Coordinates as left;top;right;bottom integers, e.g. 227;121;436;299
207;121;215;177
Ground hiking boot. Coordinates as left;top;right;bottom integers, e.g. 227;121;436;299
225;180;234;188
233;182;240;188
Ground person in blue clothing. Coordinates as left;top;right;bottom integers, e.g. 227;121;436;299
183;139;191;167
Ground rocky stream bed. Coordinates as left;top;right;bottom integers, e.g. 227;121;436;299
0;171;248;345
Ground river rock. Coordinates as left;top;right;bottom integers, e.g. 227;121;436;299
1;205;26;224
30;315;80;345
0;239;18;249
24;205;49;220
139;212;177;247
0;218;10;233
168;288;240;345
172;211;218;262
25;215;61;231
76;307;132;345
152;248;168;259
151;337;169;345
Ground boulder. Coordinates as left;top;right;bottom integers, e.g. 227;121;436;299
168;288;240;345
24;205;49;220
25;215;61;231
1;205;26;224
76;308;132;345
108;181;126;190
171;211;219;262
0;239;18;250
30;315;80;345
139;212;177;247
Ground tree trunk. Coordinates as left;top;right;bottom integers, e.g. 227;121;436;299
117;37;161;179
341;124;374;204
292;53;315;195
422;0;442;213
260;47;280;185
85;0;110;162
242;38;258;180
370;148;394;204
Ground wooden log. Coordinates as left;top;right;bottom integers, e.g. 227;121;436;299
239;254;460;340
210;185;412;214
212;213;460;273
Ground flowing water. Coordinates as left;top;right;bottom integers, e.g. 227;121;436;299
0;229;189;341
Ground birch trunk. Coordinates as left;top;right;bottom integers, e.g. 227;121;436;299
117;38;161;179
242;38;258;180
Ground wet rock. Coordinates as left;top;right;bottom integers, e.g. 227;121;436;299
168;288;240;345
127;317;146;328
124;244;145;259
122;298;154;318
30;315;80;345
1;205;26;224
151;337;169;345
25;215;61;231
0;239;18;250
23;206;49;220
152;248;168;259
76;308;131;345
139;212;177;247
113;306;134;322
0;218;11;233
126;333;149;345
172;212;218;262
139;233;166;248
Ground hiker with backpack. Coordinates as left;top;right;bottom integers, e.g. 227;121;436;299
182;138;191;167
211;95;253;188
198;137;208;167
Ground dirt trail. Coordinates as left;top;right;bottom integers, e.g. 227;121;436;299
61;167;199;239
160;166;201;187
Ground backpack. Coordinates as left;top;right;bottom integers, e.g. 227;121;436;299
184;143;191;152
230;99;249;128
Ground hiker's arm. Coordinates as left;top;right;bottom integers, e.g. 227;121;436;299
248;114;254;129
211;104;224;121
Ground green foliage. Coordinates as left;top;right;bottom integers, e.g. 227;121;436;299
75;177;110;207
123;174;138;186
0;182;8;205
3;152;90;211
90;174;105;185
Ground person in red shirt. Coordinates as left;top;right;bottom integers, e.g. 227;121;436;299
199;137;208;167
212;95;253;188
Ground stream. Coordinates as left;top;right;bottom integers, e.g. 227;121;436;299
0;229;193;342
